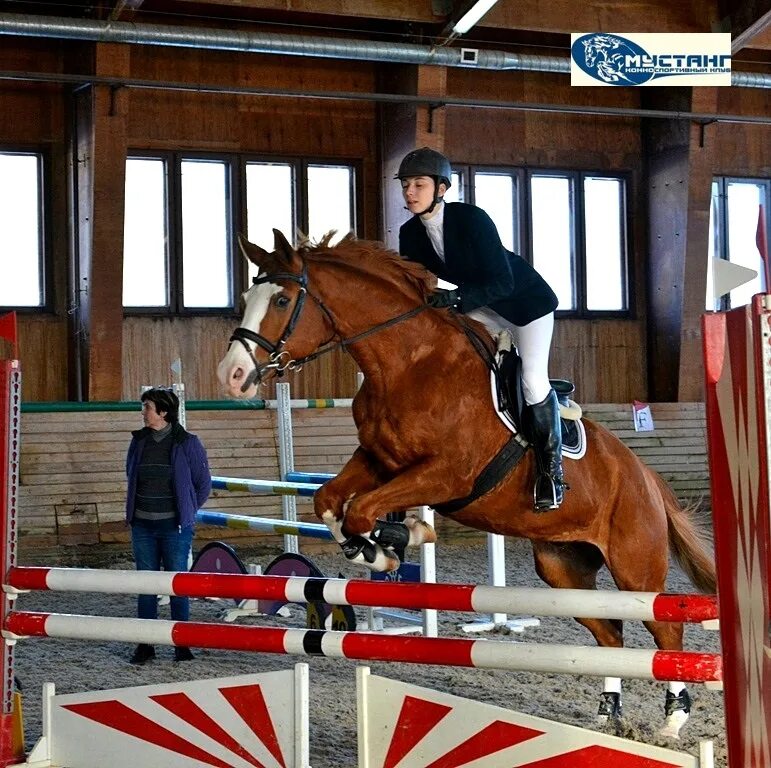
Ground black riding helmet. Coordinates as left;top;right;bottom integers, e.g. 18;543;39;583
396;147;452;215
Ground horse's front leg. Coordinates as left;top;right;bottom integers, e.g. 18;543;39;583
332;462;454;572
313;446;380;535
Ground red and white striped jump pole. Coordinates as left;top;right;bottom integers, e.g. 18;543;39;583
4;566;719;624
3;611;722;684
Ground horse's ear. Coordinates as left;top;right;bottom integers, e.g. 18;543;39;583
237;233;270;267
272;229;302;270
340;231;357;244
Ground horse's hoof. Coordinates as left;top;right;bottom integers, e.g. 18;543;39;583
659;710;689;739
404;516;437;545
341;535;400;572
596;692;622;724
660;689;691;738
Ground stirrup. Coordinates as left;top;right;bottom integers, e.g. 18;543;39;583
533;473;564;511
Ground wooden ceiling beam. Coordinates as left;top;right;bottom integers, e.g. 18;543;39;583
727;0;771;52
747;23;771;48
169;0;718;35
109;0;145;22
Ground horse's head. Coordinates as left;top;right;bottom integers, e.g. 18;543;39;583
581;35;633;83
217;229;335;398
582;35;616;66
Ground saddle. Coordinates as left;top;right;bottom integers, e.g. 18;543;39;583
495;346;581;451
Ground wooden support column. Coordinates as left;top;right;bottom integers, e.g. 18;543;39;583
71;44;129;401
678;89;719;402
379;64;447;251
644;88;716;402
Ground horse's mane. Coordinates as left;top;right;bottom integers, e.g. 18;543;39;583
297;232;436;302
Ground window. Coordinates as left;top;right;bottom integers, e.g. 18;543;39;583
244;159;357;282
583;176;626;311
475;172;517;252
530;171;628;314
123;158;167;307
0;151;46;308
443;172;464;203
530;174;574;309
245;162;295;253
707;177;769;310
306;164;354;244
180;159;231;309
451;164;628;316
123;153;359;312
123;154;233;312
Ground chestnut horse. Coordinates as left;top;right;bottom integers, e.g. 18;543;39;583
217;231;715;737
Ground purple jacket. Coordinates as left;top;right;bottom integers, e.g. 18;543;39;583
125;423;212;530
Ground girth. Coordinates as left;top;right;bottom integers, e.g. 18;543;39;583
432;432;527;515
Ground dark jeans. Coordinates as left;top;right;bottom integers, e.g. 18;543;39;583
131;524;193;621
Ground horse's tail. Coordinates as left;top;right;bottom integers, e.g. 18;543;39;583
654;472;717;594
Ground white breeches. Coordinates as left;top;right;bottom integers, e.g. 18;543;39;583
466;307;554;405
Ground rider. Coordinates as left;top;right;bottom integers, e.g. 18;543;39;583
396;147;566;510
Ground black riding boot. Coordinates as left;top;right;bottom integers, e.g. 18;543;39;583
529;390;566;511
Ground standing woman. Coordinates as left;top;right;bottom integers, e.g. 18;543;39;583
397;147;565;511
125;387;212;664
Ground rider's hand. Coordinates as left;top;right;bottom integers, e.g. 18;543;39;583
427;289;462;310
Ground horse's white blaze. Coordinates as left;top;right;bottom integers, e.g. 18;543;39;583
216;278;282;396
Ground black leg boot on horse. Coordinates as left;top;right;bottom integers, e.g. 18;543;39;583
529;389;567;511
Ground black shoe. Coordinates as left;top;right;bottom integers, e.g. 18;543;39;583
528;390;567;511
174;646;195;662
129;644;155;665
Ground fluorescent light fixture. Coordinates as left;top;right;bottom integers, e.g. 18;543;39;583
452;0;501;35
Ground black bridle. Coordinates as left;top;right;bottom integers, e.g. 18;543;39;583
228;255;430;392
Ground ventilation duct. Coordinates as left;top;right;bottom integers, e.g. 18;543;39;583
0;13;768;88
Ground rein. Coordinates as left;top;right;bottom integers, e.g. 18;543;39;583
228;256;430;391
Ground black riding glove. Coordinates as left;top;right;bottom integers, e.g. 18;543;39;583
427;289;462;310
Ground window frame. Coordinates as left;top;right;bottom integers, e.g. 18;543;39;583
464;165;527;254
122;151;172;313
0;146;53;313
527;170;579;313
124;151;360;316
238;154;361;294
710;175;771;311
526;168;631;318
576;170;631;318
451;164;631;318
174;152;237;316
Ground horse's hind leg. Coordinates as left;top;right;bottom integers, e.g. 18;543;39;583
606;534;690;739
531;541;625;724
